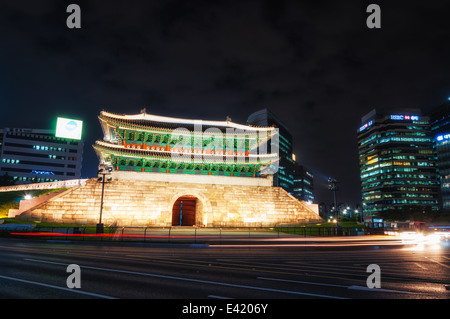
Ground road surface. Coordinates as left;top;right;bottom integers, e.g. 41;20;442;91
0;237;448;314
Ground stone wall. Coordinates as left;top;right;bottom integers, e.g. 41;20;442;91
0;179;87;193
8;189;67;218
111;170;273;187
17;178;322;227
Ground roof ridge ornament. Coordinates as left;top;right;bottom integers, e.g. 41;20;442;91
140;108;147;115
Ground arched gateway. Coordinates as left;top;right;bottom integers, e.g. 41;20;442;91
168;191;211;227
172;195;197;226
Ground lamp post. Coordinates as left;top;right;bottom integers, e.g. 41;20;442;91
97;165;112;234
328;177;340;233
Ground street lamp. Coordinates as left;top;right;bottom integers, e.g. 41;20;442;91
96;164;113;234
355;209;362;223
328;177;340;231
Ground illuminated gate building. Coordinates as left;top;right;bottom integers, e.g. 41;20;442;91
16;110;321;227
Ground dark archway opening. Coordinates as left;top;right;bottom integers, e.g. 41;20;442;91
172;196;197;226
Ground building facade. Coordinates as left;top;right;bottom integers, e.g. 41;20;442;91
293;163;314;203
357;109;440;218
0;128;83;184
247;109;295;193
427;101;450;211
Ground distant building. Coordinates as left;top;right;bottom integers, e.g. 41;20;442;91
318;202;327;217
247;109;295;194
427;101;450;211
0;128;83;184
293;163;314;203
357;108;440;217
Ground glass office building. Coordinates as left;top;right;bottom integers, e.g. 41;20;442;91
427;101;450;211
293;163;314;203
247;109;295;194
357;109;439;217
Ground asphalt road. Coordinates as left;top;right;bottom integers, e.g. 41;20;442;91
0;237;448;312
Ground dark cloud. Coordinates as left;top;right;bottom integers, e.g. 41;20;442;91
0;0;449;204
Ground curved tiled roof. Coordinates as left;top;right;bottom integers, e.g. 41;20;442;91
99;110;277;133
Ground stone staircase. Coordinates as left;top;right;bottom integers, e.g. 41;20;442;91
8;189;67;218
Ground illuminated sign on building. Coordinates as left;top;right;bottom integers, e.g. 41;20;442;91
436;133;450;142
390;115;420;121
55;117;83;140
31;170;55;175
359;120;373;132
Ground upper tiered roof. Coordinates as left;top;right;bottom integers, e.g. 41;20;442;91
99;110;277;133
94;110;280;176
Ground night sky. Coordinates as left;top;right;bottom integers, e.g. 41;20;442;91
1;0;449;206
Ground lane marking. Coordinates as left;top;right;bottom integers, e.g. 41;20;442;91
126;254;370;282
258;276;348;288
347;285;422;294
414;263;427;270
258;277;424;295
424;257;450;269
0;274;117;299
25;258;349;299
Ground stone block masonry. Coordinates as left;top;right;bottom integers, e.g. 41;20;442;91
16;178;322;227
8;189;67;218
